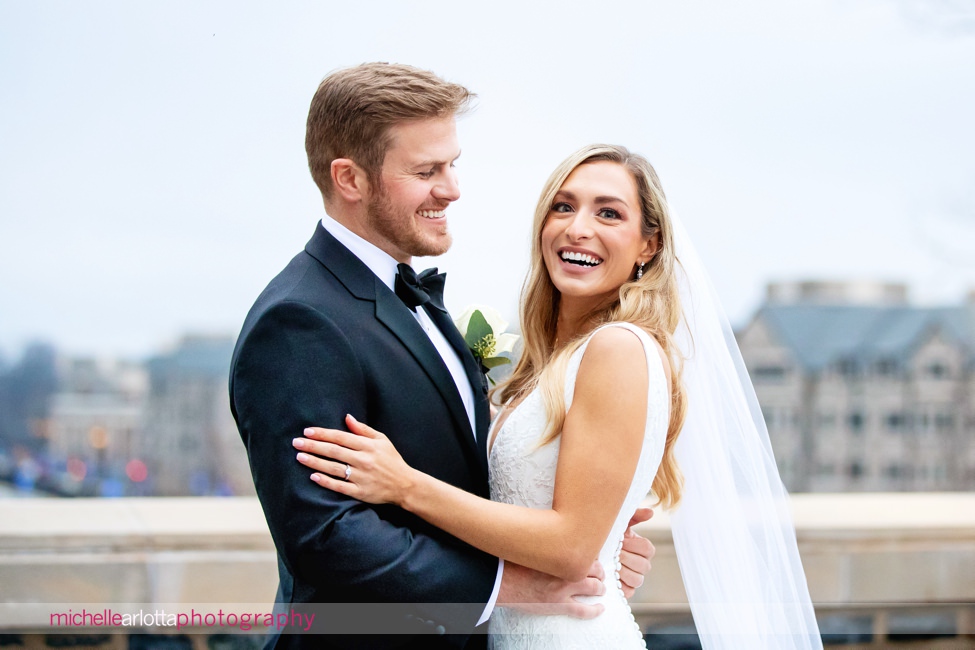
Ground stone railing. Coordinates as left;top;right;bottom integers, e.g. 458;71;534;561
631;492;975;644
1;493;973;645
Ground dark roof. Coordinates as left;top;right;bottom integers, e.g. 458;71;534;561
146;336;236;379
757;304;974;372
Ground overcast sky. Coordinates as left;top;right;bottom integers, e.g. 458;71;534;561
2;0;973;359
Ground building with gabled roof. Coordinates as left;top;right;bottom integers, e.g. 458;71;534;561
737;281;975;492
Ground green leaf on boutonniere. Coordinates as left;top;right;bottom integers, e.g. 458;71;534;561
481;356;511;369
464;310;493;349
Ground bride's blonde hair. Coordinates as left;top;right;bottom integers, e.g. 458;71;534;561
493;144;687;508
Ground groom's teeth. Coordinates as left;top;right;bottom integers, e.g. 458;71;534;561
418;210;445;219
559;251;602;266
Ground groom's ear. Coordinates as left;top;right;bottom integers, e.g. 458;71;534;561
331;158;370;203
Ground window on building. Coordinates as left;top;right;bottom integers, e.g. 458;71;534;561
848;412;865;433
884;464;905;479
926;362;950;379
875;359;898;376
848;461;864;478
886;412;906;432
761;406;795;430
935;412;955;431
753;365;788;381
914;404;955;433
838;359;859;378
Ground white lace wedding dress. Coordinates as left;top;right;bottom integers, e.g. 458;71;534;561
488;323;669;649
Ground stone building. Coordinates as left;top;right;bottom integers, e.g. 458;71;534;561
138;335;254;496
46;357;148;495
737;281;975;492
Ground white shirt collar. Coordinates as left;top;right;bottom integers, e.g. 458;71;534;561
319;215;401;292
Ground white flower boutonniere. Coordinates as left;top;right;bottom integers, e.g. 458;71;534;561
454;305;520;383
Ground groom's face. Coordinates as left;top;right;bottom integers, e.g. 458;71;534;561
363;117;461;263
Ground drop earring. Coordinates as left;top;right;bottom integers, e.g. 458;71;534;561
636;263;645;280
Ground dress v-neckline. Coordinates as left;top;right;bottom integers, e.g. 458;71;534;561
487;392;533;455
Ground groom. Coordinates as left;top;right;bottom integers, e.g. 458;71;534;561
229;63;652;649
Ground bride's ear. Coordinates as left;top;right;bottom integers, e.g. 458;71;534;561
637;232;661;266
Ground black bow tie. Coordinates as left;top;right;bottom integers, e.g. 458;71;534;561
395;263;446;312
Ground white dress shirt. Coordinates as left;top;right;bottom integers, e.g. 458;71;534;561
319;216;502;623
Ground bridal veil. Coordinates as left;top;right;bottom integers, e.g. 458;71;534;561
668;214;823;649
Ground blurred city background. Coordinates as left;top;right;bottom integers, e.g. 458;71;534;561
2;279;974;499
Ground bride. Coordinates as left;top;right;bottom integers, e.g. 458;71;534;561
294;144;822;649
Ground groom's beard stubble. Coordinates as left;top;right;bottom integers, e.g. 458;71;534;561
366;183;453;259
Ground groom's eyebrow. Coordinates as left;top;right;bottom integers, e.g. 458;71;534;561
414;150;462;168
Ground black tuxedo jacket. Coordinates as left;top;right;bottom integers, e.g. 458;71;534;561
230;225;497;649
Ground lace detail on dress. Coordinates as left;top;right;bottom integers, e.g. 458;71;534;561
487;323;670;649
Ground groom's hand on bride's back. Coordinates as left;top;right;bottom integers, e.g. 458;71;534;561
495;507;656;618
497;561;606;619
620;506;656;599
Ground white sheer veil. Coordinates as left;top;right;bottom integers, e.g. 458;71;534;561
668;213;822;649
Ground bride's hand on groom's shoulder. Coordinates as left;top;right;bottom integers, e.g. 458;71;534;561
619;507;656;599
293;414;414;506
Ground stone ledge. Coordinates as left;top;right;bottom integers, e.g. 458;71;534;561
1;493;973;626
0;498;273;552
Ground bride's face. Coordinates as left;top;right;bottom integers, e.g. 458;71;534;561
540;161;655;311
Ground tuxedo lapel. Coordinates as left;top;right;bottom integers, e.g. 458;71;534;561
375;288;482;465
424;306;491;478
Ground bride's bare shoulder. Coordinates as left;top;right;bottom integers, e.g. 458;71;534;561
578;326;648;384
583;324;671;389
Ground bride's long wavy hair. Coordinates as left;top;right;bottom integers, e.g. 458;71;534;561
493;144;687;508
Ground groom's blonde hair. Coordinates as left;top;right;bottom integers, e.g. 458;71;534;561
306;62;475;200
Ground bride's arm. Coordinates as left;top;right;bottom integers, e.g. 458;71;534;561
295;327;649;582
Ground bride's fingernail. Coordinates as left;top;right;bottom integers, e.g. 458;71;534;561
296;453;308;462
303;428;314;436
310;474;322;483
347;414;358;424
293;438;304;449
